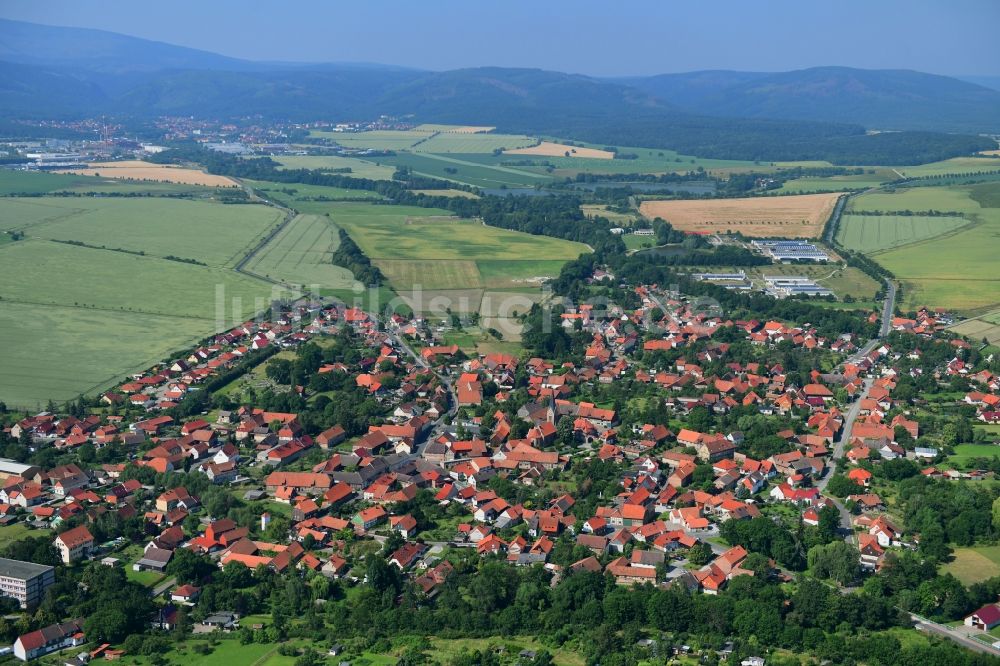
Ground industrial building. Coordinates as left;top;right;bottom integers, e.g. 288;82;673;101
751;240;830;263
763;276;834;298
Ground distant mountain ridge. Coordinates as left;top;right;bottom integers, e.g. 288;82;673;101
0;19;995;164
624;67;1000;133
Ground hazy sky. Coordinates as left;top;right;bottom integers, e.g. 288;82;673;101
2;0;998;76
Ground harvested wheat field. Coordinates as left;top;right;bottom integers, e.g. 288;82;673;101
505;141;615;160
639;193;841;238
57;160;238;187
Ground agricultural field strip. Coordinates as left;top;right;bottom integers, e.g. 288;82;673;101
409;152;551;179
835;214;974;254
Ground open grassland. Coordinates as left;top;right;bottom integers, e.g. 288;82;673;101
377;259;483;290
894;156;1000;178
409;188;479;198
505;141;615;159
413;123;496;133
466;144;757;177
329;203;587;263
943;545;1000;585
243;214;357;290
412;131;535;153
836;214;972;253
0;169;230;196
312;129;428;151
858;183;1000;312
0;196;282;267
847;185;978;213
57;160;239;187
379;152;550;189
325;203;585;317
778;171;895;193
947;443;1000;466
949;309;1000;345
639;192;840;238
271;154;397;180
0;302;217;407
476;259;571;289
0;523;49;551
0;239;278;319
581;204;639;225
245;179;383;208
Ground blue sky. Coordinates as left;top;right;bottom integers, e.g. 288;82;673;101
2;0;998;76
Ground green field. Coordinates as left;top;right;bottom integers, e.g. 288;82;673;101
0;169;228;197
411;131;535;153
895;156;1000;178
942;545;1000;585
465;144;758;177
0;197;288;406
948;443;1000;465
857;183;1000;312
243;213;359;290
0;523;49;551
0;301;219;406
0;197;283;267
321;203;585;318
310;128;535;155
949;308;1000;344
246;179;383;205
329;203;586;263
0;239;276;318
379;152;551;189
778;172;894;193
271;155;397;180
836;214;972;252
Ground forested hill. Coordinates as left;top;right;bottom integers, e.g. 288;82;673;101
1;20;996;164
624;67;1000;133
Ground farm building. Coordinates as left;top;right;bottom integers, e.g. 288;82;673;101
752;240;830;262
762;276;833;298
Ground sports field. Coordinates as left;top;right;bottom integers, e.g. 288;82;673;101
639;192;840;238
243;214;358;290
272;155;397;180
0;197;283;267
836;214;972;253
854;183;1000;312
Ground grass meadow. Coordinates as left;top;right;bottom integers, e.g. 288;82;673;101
0;202;286;406
942;544;1000;585
0;196;283;267
271;154;397;180
243;214;359;290
379;152;550;189
853;183;1000;312
836;214;972;253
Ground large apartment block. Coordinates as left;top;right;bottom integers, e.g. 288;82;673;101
0;558;55;609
